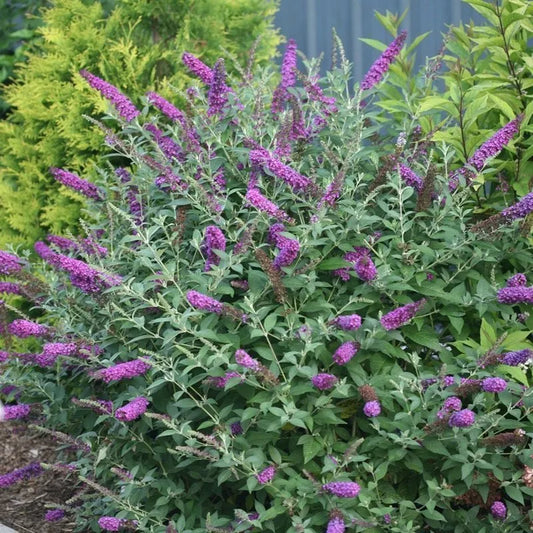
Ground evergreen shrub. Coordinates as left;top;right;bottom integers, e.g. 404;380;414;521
1;35;532;532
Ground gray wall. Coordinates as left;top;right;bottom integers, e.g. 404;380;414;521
274;0;485;81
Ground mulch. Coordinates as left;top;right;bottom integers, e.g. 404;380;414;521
0;422;79;533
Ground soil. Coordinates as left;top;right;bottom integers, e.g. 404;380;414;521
0;422;78;533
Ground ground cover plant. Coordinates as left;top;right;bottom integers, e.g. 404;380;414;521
1;28;533;533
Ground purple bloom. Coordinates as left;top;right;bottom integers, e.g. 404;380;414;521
501;348;532;366
272;39;297;113
380;299;426;330
115;396;149;422
490;501;507;520
442;375;456;387
202;226;226;271
8;319;50;338
448;409;475;428
80;69;139;122
0;251;22;275
354;255;377;282
361;31;407;90
0;282;21;295
235;349;261;371
318;172;346;209
35;342;77;367
94;358;151;383
507;273;527;287
47;234;107;257
186;290;223;314
267;223;286;246
145;123;184;162
98;516;125;531
332;341;359;365
481;377;507;392
497;286;533;304
383;514;391;524
274;239;300;269
501;191;533;221
363;401;381;417
146;91;186;125
322;481;361;498
256;465;276;484
245;187;293;222
0;462;43;487
3;404;31;420
443;396;462;412
50;167;103;200
45;509;65;522
249;148;312;192
205;371;242;388
182;52;213;85
331;314;362;331
326;516;345;533
208;59;229;117
399;164;423;191
311;373;338;390
230;422;243;435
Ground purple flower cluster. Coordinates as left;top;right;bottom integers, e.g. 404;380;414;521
507;273;527;287
0;462;43;487
145;123;184;162
501;191;533;221
182;52;213;85
354;254;377;282
500;349;532;366
326;516;345;533
80;69;139;122
202;226;226;271
115;396;149;421
47;234;107;257
146;91;186;125
272;39;297;113
317;172;345;209
98;516;126;532
360;31;407;90
208;59;229;117
363;401;381;417
45;509;66;522
380;299;426;330
311;373;338;390
267;223;300;269
399;164;423;191
34;342;78;367
448;409;475;428
0;282;21;295
249;148;312;192
256;465;276;484
3;403;31;420
481;377;507;392
235;349;261;371
497;286;533;304
437;396;462;419
245;187;293;222
332;341;359;365
94;358;151;383
50;167;103;200
490;501;507;520
8;319;50;338
205;371;242;388
331;314;362;331
186;290;223;314
322;481;361;498
230;421;243;435
0;251;22;275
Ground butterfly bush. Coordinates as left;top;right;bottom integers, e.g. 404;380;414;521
1;33;532;533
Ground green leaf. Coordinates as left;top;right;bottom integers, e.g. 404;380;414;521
316;257;349;270
302;437;323;464
423;438;450;456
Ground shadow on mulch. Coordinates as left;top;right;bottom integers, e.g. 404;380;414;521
0;422;79;533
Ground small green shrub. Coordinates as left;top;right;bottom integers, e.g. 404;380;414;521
0;0;280;250
1;36;532;532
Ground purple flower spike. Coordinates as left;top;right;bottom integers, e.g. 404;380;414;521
49;167;103;200
0;282;21;295
326;516;345;533
0;251;23;275
448;409;475;428
245;187;293;223
322;481;361;498
8;319;49;338
490;501;507;520
3;404;31;420
235;349;261;371
0;462;43;487
354;255;377;282
272;39;297;113
500;348;532;366
311;373;338;390
94;358;151;383
502;191;533;221
208;59;229;117
186;290;223;314
507;273;527;287
146;91;186;125
481;377;507;392
230;422;243;435
331;314;362;331
380;299;426;330
205;371;242;388
443;396;462;412
45;509;66;522
256;465;276;484
399;164;423;191
363;401;381;417
182;52;213;85
98;516;125;531
274;239;300;269
115;396;149;421
202;226;226;271
497;286;533;304
80;69;139;122
332;341;359;365
361;31;407;90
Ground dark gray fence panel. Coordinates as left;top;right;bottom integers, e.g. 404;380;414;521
274;0;485;81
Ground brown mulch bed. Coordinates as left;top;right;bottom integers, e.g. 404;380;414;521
0;422;79;532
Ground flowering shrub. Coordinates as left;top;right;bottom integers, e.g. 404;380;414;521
1;34;533;532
